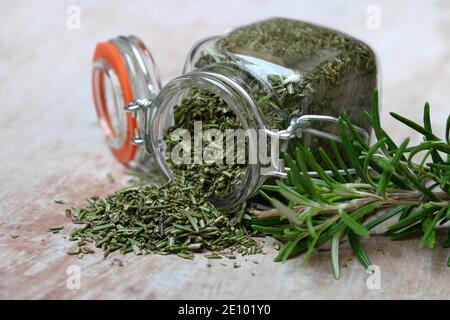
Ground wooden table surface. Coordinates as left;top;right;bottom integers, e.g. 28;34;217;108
1;0;449;299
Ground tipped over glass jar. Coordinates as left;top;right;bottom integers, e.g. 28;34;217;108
92;17;379;209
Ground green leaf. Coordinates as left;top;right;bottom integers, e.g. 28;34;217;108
302;229;322;266
390;223;422;241
362;137;387;185
442;171;450;193
274;236;304;262
376;138;409;197
331;232;341;280
406;141;450;158
260;184;281;192
444;228;450;248
306;212;316;237
365;205;409;230
331;141;353;181
338;117;364;178
374;157;395;172
251;225;285;235
390;112;440;141
339;209;369;238
319;147;346;183
446;114;450;144
343;112;369;150
294;147;321;201
365;89;403;157
419;208;444;248
302;146;335;185
285;154;305;194
369;89;383;143
348;230;372;269
367;158;411;190
423;102;432;133
317;202;379;247
421;218;437;248
427;163;450;171
396;162;439;201
270;198;302;225
423;102;444;164
259;190;272;203
250;216;284;226
386;206;438;234
276;180;316;207
400;206;414;221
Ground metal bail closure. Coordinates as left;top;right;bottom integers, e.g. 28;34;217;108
92;35;161;170
264;114;370;178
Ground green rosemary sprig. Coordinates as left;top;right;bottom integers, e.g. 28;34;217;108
252;90;450;278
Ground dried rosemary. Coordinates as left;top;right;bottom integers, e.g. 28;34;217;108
66;176;261;259
164;87;246;198
192;17;377;157
64;18;382;265
157;18;379;203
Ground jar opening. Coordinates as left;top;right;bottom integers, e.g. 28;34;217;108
146;71;265;209
92;35;161;169
93;60;127;148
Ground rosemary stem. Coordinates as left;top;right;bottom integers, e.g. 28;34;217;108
252;191;450;218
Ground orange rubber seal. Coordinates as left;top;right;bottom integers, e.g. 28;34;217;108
92;42;137;165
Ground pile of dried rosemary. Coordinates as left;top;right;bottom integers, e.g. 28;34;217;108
65;88;261;260
66;177;261;259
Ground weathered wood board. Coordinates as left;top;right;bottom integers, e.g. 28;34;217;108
0;0;449;299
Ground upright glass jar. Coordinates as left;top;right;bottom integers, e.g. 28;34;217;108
92;17;379;209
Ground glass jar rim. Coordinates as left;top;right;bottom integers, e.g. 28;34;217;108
92;35;161;170
145;71;267;209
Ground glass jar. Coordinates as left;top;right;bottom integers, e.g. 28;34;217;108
92;17;379;209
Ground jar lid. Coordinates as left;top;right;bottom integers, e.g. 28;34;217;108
92;35;160;170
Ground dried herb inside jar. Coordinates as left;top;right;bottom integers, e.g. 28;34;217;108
193;17;378;159
164;88;247;198
163;18;377;200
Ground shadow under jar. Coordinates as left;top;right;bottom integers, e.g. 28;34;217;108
92;17;379;210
